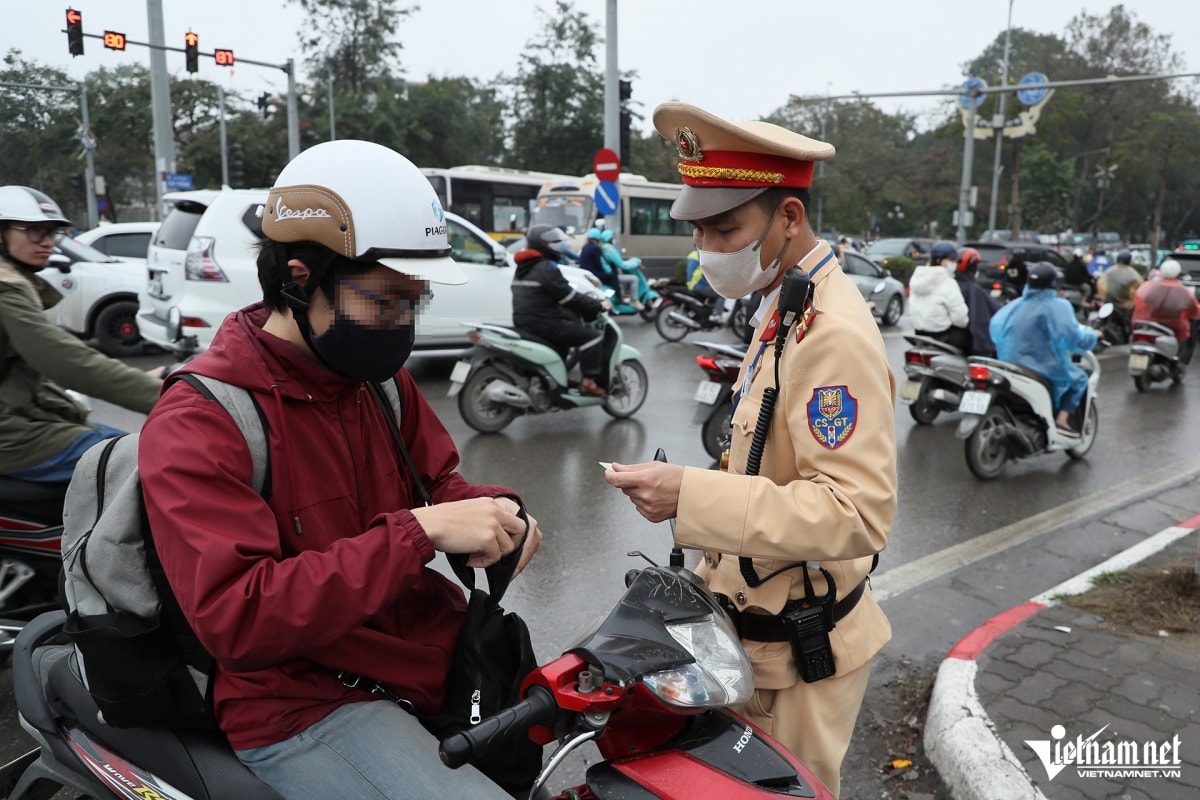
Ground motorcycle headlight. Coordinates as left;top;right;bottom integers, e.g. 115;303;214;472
642;613;754;709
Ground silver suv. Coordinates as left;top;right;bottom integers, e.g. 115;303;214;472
137;188;530;357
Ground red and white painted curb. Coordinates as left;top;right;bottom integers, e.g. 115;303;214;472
924;516;1200;800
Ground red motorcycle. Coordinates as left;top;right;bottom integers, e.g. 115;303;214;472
441;547;833;799
690;341;747;461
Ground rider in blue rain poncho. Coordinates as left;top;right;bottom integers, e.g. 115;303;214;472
990;262;1098;436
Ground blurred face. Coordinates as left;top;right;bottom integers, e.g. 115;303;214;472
302;262;430;336
2;223;63;267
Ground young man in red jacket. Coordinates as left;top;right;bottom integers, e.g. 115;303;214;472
138;140;541;799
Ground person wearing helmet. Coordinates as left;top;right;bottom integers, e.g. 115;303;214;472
1096;249;1143;312
603;103;896;797
990;262;1099;435
0;185;163;482
598;227;645;309
908;240;971;351
137;141;542;800
1063;246;1096;301
578;225;614;291
511;223;610;395
953;247;1002;356
1132;259;1200;364
685;246;727;320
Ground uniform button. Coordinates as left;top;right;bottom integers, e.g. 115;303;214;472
735;592;747;605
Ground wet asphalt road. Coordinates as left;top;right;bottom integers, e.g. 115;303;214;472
4;312;1200;790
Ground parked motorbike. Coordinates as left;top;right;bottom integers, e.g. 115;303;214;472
654;286;742;342
690;341;747;461
898;335;968;425
955;351;1101;480
0;478;65;665
0;501;834;800
1128;320;1185;391
450;291;649;433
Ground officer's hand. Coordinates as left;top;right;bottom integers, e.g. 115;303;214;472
603;461;684;523
492;497;542;577
412;498;524;568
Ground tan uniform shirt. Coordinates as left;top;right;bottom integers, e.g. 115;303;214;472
675;240;898;689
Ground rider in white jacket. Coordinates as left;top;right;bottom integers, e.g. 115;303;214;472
908;241;970;351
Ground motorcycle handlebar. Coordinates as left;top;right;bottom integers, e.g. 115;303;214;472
438;685;558;769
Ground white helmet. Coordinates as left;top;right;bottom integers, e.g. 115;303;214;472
0;186;71;227
1159;259;1182;279
261;140;465;285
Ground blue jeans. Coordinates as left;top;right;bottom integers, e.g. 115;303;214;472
6;424;126;483
236;701;513;799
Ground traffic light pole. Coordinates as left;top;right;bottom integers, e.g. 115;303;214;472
147;0;175;220
0;80;97;229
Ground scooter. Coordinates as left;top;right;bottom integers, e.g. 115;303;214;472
440;538;835;799
898;335;968;425
449;286;649;433
955;351;1101;480
1128;320;1185;391
0;500;835;800
690;341;747;461
1088;302;1131;346
0;478;66;665
606;257;666;321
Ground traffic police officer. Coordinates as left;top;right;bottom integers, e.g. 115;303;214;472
604;102;897;797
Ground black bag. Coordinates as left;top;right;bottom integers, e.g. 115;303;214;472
365;382;543;793
419;560;542;794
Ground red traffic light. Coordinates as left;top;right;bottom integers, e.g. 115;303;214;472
214;48;235;67
66;7;84;57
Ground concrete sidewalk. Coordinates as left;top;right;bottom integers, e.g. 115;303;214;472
925;514;1199;799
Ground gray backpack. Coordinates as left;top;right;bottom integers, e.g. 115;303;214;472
60;374;402;730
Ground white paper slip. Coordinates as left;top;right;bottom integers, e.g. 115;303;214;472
598;461;613;471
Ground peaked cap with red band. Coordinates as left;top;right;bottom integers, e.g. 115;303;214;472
652;102;835;221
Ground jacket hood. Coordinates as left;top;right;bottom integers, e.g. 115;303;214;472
181;304;363;403
908;265;950;296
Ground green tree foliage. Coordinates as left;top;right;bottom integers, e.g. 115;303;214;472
505;0;604;174
289;0;415;95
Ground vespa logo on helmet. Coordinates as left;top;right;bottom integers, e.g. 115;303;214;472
274;197;333;221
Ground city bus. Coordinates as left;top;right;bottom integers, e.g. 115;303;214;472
421;165;575;243
530;173;690;279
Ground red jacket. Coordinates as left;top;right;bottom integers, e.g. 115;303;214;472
139;305;518;749
1132;278;1200;343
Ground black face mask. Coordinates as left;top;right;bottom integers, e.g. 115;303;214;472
308;314;416;383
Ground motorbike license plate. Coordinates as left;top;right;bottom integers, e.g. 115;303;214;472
1128;353;1150;372
899;379;922;404
958;390;991;414
694;380;722;405
990;288;1002;298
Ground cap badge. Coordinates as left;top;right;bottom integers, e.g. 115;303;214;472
675;127;703;162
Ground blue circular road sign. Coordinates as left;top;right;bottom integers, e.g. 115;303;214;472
1016;72;1050;106
958;77;988;110
594;180;620;217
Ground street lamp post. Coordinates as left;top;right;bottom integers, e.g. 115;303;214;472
987;0;1015;237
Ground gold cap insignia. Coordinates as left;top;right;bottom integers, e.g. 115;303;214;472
675;127;703;162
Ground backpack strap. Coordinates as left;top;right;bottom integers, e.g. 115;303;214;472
171;373;270;498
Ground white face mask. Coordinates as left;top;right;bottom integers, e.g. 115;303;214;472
697;205;790;299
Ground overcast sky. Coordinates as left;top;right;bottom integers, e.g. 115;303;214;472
8;1;1198;136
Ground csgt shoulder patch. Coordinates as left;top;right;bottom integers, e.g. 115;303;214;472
807;385;858;449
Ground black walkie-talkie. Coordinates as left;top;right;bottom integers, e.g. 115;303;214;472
774;268;812;352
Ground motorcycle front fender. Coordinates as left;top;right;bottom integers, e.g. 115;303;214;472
956;414;983;439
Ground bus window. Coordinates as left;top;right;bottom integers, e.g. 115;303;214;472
630;196;685;236
425;175;448;209
530;195;592;235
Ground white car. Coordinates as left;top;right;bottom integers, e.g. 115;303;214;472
73;221;160;267
40;237;148;357
137;188;570;357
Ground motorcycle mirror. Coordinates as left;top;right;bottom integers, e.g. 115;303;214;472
1098;302;1114;319
652;448;685;569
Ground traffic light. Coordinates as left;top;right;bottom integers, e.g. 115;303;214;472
69;173;84;190
257;92;272;120
619;79;632;102
66;8;84;57
184;31;199;73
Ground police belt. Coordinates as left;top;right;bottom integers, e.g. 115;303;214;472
722;578;867;642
